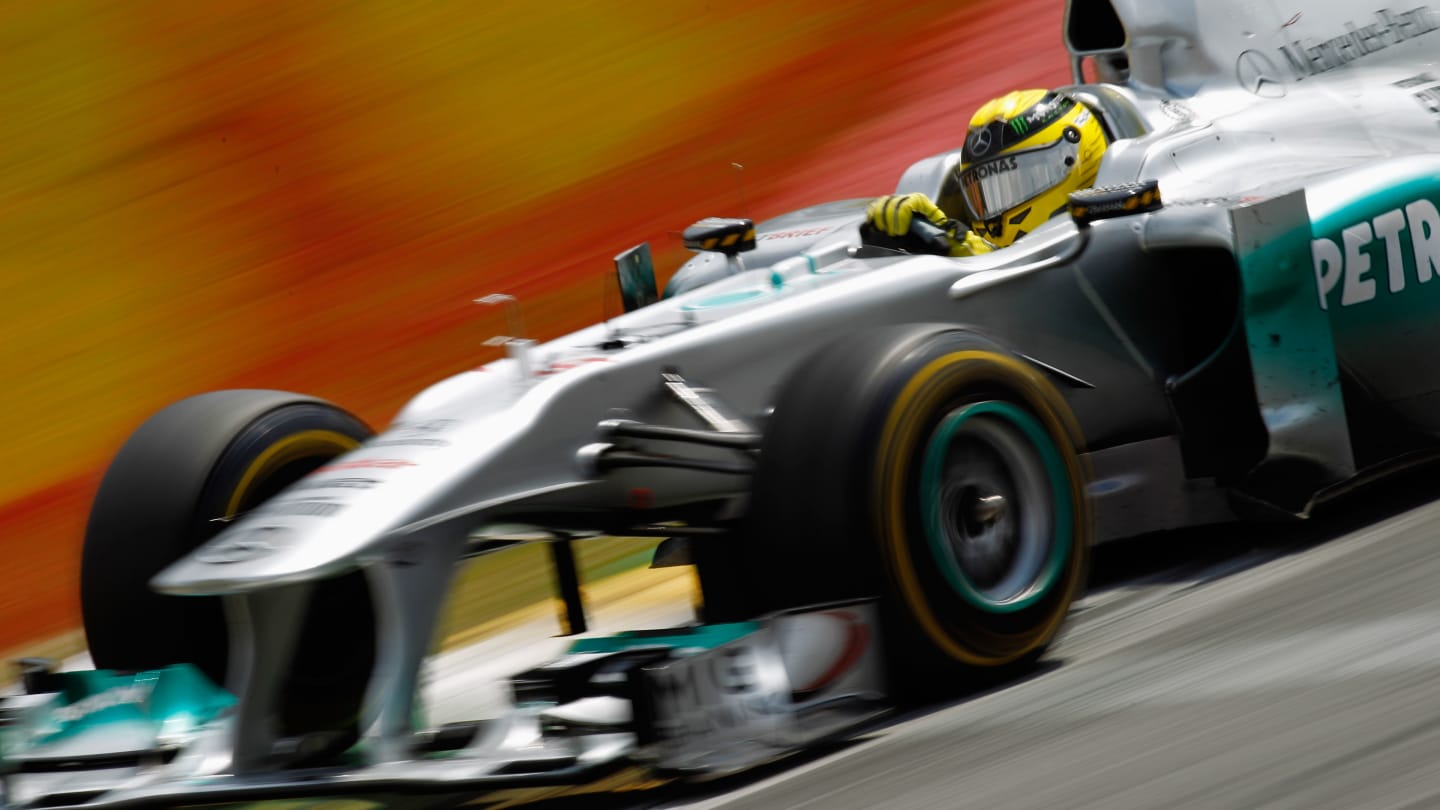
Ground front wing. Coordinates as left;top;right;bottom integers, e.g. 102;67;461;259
0;602;885;808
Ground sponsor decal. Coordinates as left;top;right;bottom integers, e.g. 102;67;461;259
1413;85;1440;113
967;155;1019;181
291;476;379;491
1313;197;1440;308
256;499;345;518
1015;95;1069;135
1236;8;1439;94
369;418;457;448
51;683;154;724
196;526;290;564
1283;7;1436;80
969;127;994;157
759;225;835;240
968;96;1071;156
649;641;787;743
1235;49;1287;98
1395;73;1440;116
536;356;610;376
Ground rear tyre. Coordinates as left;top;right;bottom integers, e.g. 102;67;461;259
81;390;375;735
739;326;1090;693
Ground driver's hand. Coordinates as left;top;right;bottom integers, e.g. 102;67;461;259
865;192;952;236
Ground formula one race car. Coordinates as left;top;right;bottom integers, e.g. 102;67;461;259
7;0;1440;805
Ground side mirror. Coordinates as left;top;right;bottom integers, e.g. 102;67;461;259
614;242;659;313
1068;180;1162;227
682;217;756;256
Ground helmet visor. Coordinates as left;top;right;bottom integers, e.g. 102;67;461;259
956;137;1079;223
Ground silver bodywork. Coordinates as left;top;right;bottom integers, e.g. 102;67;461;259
11;0;1440;804
165;0;1440;769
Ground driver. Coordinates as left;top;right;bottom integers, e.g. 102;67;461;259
861;89;1109;256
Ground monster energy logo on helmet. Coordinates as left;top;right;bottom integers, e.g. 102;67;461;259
1013;93;1072;137
964;92;1077;161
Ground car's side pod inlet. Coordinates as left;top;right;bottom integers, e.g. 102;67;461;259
1159;246;1268;485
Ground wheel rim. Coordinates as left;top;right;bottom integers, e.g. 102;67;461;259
920;401;1072;613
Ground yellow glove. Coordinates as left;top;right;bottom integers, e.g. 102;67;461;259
862;193;991;257
865;192;950;237
950;229;992;257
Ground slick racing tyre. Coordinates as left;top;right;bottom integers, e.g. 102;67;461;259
742;326;1090;692
81;390;374;736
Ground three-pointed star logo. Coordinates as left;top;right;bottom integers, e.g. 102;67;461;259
969;127;994;157
1236;49;1287;98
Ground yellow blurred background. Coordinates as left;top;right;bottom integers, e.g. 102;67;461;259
0;0;1067;656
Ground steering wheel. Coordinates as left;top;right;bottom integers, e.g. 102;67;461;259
909;218;953;255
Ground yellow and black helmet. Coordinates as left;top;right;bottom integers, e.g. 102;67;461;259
942;89;1108;248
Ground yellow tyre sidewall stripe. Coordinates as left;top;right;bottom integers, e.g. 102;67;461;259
225;429;362;517
874;349;1089;667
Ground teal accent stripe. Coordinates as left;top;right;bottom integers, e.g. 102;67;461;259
680;289;767;311
568;622;761;654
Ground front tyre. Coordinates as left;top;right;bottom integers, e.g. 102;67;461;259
741;326;1091;690
81;390;375;734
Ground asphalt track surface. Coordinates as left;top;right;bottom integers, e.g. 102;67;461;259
460;467;1440;810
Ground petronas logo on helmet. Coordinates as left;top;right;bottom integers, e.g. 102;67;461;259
968;155;1020;180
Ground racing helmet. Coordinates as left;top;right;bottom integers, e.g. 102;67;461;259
947;89;1108;248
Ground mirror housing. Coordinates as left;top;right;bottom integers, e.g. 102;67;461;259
682;217;756;256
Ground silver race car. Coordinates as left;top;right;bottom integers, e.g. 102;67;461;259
7;0;1440;805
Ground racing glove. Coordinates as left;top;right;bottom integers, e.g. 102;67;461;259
860;192;990;257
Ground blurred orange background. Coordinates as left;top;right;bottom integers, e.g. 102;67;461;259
0;0;1067;657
